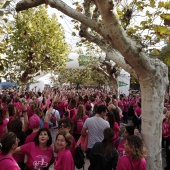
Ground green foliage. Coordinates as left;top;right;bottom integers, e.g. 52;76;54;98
159;44;170;66
58;67;107;86
113;0;170;53
58;55;108;86
0;5;68;84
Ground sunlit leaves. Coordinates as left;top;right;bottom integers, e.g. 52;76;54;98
153;48;161;55
149;0;156;8
153;25;170;36
0;5;68;84
158;1;170;9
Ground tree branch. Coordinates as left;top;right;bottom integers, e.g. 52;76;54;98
16;0;110;41
79;29;137;79
93;65;110;78
16;0;46;11
95;0;154;77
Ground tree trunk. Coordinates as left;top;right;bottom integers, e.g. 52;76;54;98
19;85;24;96
140;72;167;169
110;76;119;97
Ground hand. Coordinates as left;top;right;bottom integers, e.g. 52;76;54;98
22;103;28;111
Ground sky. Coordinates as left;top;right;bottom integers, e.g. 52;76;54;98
47;0;80;50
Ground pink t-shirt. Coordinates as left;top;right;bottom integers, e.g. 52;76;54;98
54;149;74;170
0;118;9;138
116;155;146;170
20;142;53;170
14;102;23;113
162;120;170;140
25;132;37;144
134;106;142;116
117;138;126;156
123;100;129;112
46;98;51;110
70;108;77;119
27;106;35;119
113;122;120;139
0;154;20;170
25;122;49;144
57;102;66;117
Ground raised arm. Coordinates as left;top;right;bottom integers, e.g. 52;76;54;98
22;104;28;132
44;106;53;124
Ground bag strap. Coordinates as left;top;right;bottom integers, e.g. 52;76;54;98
0;158;13;163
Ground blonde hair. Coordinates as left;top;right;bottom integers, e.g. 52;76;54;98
55;131;72;151
126;135;147;160
108;104;116;112
166;111;170;124
76;104;85;120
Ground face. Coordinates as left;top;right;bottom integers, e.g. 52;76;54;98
123;129;129;138
124;140;131;153
38;131;49;145
12;137;20;149
55;134;67;151
58;123;70;133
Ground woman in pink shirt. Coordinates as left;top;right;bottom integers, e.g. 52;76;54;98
0;132;20;170
68;98;77;118
162;111;170;170
72;104;88;142
133;102;142;131
107;107;120;143
15;128;54;170
116;135;147;170
58;118;76;155
54;131;74;170
0;104;9;138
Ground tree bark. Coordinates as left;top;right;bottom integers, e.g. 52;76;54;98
140;60;168;169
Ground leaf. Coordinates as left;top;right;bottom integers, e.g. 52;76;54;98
149;0;155;8
164;57;170;66
153;25;170;36
2;1;10;9
153;48;160;55
74;25;79;30
0;10;4;16
76;6;83;12
160;13;170;20
72;32;76;36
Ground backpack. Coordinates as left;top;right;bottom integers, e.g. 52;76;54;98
50;111;57;127
76;120;84;134
74;146;85;169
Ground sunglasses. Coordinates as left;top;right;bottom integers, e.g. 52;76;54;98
59;124;67;128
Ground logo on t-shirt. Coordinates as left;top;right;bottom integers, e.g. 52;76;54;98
33;155;49;169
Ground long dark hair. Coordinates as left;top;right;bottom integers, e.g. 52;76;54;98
108;108;120;127
34;128;52;146
101;128;114;156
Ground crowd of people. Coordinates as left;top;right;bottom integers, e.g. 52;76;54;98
0;86;169;170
